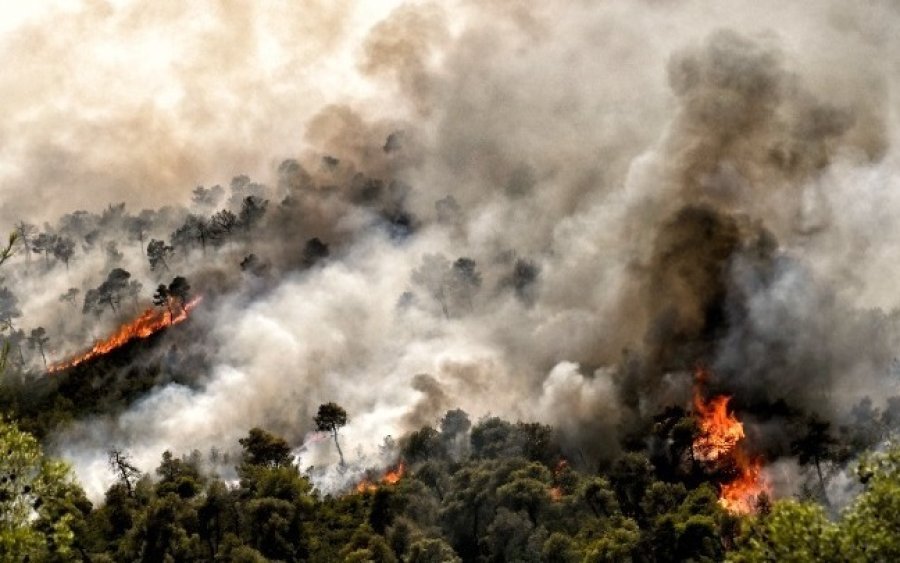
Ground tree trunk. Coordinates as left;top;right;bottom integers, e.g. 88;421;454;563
332;427;345;467
814;456;830;507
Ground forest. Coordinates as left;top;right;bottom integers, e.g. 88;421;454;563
1;168;900;561
4;1;900;561
3;405;900;561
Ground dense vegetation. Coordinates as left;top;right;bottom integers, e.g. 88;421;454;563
1;164;899;561
2;407;900;562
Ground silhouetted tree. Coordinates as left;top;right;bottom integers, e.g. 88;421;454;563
59;287;80;308
99;202;127;229
52;236;75;270
238;195;268;234
168;276;191;311
172;214;214;253
0;231;18;267
153;284;173;318
506;258;540;303
315;402;348;466
31;232;57;266
84;268;132;314
192;185;225;210
791;417;839;505
108;448;141;497
0;286;22;329
3;328;26;366
14;222;36;262
27;327;49;367
211;209;237;239
105;241;123;264
238;428;293;469
125;211;153;253
147;239;174;271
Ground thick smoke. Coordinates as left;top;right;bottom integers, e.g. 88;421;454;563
1;0;900;500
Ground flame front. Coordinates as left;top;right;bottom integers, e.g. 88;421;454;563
692;393;745;462
48;296;203;373
356;461;406;493
692;368;770;514
718;453;767;514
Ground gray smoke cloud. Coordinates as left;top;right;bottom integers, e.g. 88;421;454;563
1;0;900;500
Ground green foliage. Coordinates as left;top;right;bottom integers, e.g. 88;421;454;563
0;417;90;561
732;444;900;562
238;427;293;469
4;406;899;563
407;537;462;562
0;231;17;267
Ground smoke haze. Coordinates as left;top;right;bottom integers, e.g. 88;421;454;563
2;0;900;500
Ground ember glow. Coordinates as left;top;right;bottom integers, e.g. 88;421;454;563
355;461;406;494
48;296;203;373
692;368;770;514
549;458;568;502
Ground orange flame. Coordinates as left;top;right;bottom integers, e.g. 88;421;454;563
692;394;745;462
548;459;569;502
692;367;770;514
356;461;406;494
382;461;406;485
549;486;563;502
719;453;767;514
48;296;203;373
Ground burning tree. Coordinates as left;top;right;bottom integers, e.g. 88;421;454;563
691;368;770;514
314;402;348;467
168;276;191;311
50;293;202;372
153;276;192;318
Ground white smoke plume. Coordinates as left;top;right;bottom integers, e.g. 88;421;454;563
1;0;899;500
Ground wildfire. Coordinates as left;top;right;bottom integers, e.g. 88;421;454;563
356;461;406;493
549;487;563;502
549;458;569;502
692;393;745;462
692;367;770;514
718;453;767;514
48;296;203;373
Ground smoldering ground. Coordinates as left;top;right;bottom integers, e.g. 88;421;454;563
1;0;900;500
